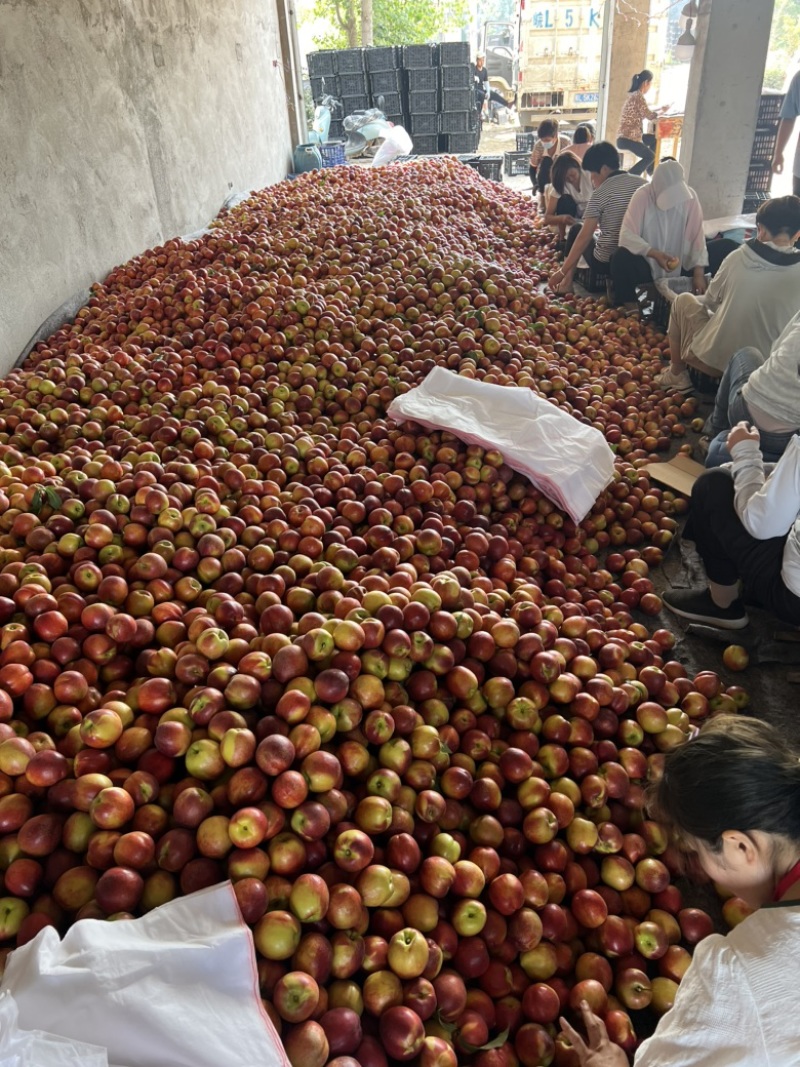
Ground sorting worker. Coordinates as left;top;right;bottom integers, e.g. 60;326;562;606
654;196;800;394
549;142;645;295
616;69;668;177
612;160;737;313
562;715;800;1066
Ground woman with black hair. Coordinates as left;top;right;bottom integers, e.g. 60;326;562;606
561;715;800;1065
616;70;668;177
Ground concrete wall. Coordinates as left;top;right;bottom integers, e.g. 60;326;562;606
681;0;776;218
598;0;649;144
0;0;298;372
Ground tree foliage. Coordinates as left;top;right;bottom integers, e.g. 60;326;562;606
304;0;470;51
765;0;800;89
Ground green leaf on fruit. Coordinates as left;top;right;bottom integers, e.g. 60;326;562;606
30;488;44;515
458;1027;511;1054
45;487;62;509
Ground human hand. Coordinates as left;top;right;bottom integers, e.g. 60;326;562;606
559;1002;629;1067
550;267;566;287
692;271;707;295
772;151;784;175
562;215;577;226
651;250;673;271
727;421;760;450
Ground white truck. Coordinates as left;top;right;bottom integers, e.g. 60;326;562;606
483;0;604;131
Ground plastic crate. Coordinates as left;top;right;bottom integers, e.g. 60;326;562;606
441;87;473;112
411;112;439;135
750;125;779;164
743;190;771;213
337;48;365;74
411;134;440;155
385;114;406;128
406;68;438;93
442;131;479;153
372;91;403;114
403;44;436;69
408;90;439;114
338;72;368;96
310;75;339;102
475;155;503;181
440;64;472;89
574;264;608;293
439;110;476;134
365;46;399;71
308;50;337;77
503;151;529;176
318;141;347;168
369;69;402;94
341;93;370;114
439;42;470;66
458;155;481;171
746;163;772;193
328;119;344;139
516;131;535;152
758;92;785;126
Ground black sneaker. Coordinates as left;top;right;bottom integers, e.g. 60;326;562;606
662;588;749;630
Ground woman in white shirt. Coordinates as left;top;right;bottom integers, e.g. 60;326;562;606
561;715;800;1066
614;161;707;308
612;160;737;313
662;418;800;629
542;151;595;244
703;310;800;467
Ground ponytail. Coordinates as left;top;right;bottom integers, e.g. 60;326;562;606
649;716;800;849
628;69;654;93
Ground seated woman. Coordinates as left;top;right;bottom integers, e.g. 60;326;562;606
654;195;800;394
568;123;594;162
612;160;737;313
662;419;800;629
542;151;594;244
529;118;570;210
704;310;800;467
561;715;800;1067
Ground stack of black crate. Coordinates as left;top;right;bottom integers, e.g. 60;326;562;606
365;47;406;127
336;48;370;128
743;92;784;213
437;42;477;154
403;45;440;156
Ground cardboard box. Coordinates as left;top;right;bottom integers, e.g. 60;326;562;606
643;455;706;497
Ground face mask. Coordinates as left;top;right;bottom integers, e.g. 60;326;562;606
541;140;555;149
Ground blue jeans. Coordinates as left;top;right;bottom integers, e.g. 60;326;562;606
704;346;798;467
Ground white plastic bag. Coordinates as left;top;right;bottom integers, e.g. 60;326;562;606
1;883;288;1067
0;991;109;1067
372;125;413;167
387;366;615;523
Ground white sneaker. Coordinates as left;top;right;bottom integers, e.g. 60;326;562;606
653;366;693;393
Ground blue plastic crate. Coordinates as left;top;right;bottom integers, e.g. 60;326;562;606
318;141;347;168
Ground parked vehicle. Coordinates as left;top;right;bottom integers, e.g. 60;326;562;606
343;97;393;159
483;1;603;131
308;83;341;145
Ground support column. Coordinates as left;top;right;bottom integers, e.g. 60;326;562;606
681;0;775;218
597;0;650;143
276;0;307;150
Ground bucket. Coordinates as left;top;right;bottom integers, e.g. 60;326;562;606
293;143;323;173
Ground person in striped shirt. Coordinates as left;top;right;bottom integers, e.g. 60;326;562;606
549;142;645;296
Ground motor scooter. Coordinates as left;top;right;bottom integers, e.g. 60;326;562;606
308;82;342;145
343;96;394;159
